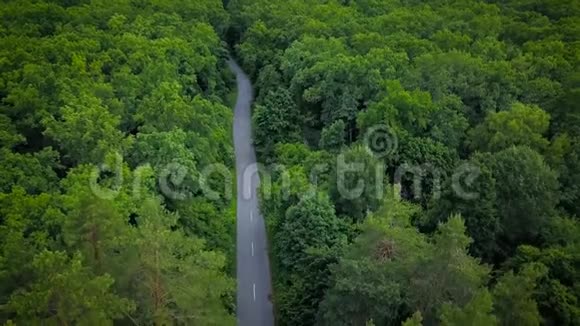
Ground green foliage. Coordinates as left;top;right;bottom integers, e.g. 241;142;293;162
491;146;559;256
61;194;132;274
329;145;385;221
253;87;302;159
129;129;200;201
233;0;578;324
440;289;498;326
274;194;346;325
492;263;546;326
130;129;197;171
276;193;343;274
394;135;458;205
468;102;550;153
427;96;469;149
402;312;423;326
409;51;516;122
173;197;234;253
551;73;580;137
358;80;435;136
319;119;346;153
43;94;131;165
130;198;235;325
505;217;580;325
0;188;63;306
411;215;490;323
277;245;345;326
3;0;579;323
557;138;580;216
319;203;428;325
0;148;60;194
0;0;236;323
0;115;24;148
319;204;489;325
6;250;134;325
425;154;499;261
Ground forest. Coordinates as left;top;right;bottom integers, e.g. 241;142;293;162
0;0;237;324
1;0;579;325
229;0;580;325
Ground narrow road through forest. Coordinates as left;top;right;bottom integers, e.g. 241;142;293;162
228;59;275;326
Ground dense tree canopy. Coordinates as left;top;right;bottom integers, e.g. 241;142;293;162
0;0;236;324
2;0;579;324
229;0;580;325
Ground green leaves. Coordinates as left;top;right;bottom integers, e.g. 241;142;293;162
440;289;498;326
426;156;499;261
492;146;559;254
358;80;435;136
492;263;546;326
276;193;343;274
320;206;489;325
271;192;347;325
506;217;580;325
468;103;550;153
319;120;346;152
0;188;63;306
0;114;24;148
137;82;192;132
329;145;384;221
411;215;490;323
2;0;578;324
6;250;134;325
43;94;130;165
0;148;60;194
253;88;302;159
0;0;236;323
231;0;580;325
131;197;235;325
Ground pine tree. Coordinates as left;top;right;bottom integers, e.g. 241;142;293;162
130;197;235;325
6;250;134;325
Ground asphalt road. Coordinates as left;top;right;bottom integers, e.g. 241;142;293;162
228;59;275;326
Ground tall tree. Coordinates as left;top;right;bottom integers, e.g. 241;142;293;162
130;197;235;325
440;289;498;326
43;94;130;165
492;263;546;326
491;146;559;257
505;217;580;325
275;193;344;275
319;197;428;325
0;187;62;312
6;250;134;325
252;87;302;159
425;154;500;261
329;145;385;221
410;215;490;324
319;119;346;153
468;102;550;153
